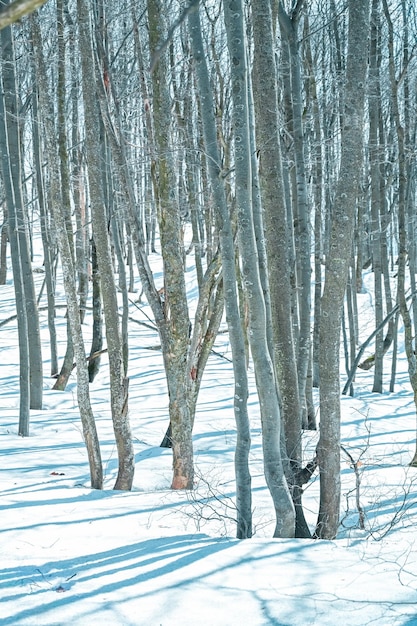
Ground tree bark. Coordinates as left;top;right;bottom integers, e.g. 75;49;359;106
224;0;295;538
278;0;311;428
188;6;252;537
31;13;103;489
0;0;47;30
78;0;134;491
252;0;310;538
315;0;370;539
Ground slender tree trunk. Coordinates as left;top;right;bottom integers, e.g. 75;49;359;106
31;72;58;377
382;0;417;466
31;14;103;489
0;204;8;285
188;6;252;538
224;0;295;538
1;6;44;426
369;0;384;393
88;239;103;383
0;23;30;433
252;0;310;537
78;0;134;490
315;0;370;539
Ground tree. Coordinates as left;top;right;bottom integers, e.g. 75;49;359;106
188;4;252;538
0;4;43;436
278;0;311;428
224;0;295;538
77;0;134;491
31;12;103;489
252;0;312;538
315;0;370;539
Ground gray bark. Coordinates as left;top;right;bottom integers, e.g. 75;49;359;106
382;0;417;467
369;0;384;393
315;0;370;539
78;0;134;491
252;0;310;538
224;0;295;538
0;0;47;30
1;9;43;427
189;5;252;538
31;14;103;489
31;70;58;377
278;0;311;428
0;29;30;434
147;0;194;489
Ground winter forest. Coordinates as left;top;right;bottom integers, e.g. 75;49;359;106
2;0;417;623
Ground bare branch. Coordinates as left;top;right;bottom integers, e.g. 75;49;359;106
0;0;48;30
150;0;200;73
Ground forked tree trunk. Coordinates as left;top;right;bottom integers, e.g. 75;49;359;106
147;0;194;490
224;0;295;538
252;0;310;538
78;0;134;491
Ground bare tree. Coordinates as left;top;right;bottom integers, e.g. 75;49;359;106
31;13;103;489
224;0;295;538
188;4;252;538
77;0;134;490
315;0;370;539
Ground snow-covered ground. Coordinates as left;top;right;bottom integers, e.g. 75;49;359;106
1;245;417;625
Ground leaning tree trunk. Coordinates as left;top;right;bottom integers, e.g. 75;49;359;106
315;0;370;539
224;0;295;538
31;14;103;489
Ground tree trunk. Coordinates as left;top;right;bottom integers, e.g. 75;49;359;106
31;13;103;489
0;24;30;434
315;0;370;539
278;0;311;428
224;0;295;538
252;0;310;538
188;6;252;538
147;0;194;490
78;0;134;491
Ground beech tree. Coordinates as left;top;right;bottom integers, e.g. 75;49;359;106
1;0;417;540
0;3;43;436
315;0;370;539
30;12;103;488
224;0;295;538
188;4;252;538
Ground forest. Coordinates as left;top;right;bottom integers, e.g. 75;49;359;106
1;0;417;551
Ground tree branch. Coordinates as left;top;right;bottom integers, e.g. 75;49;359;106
150;0;200;73
0;0;48;30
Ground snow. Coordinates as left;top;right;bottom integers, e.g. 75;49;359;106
2;247;417;625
